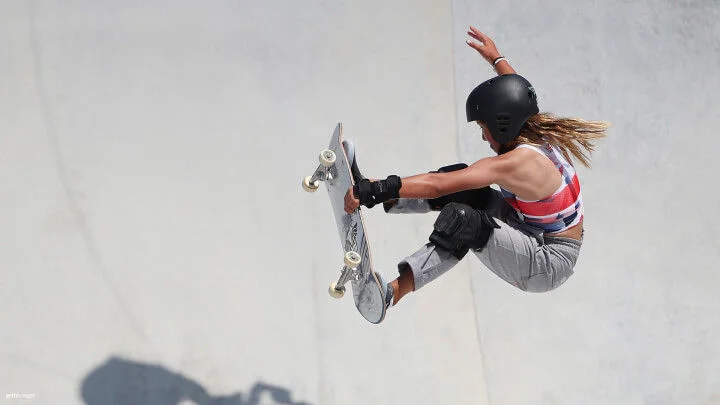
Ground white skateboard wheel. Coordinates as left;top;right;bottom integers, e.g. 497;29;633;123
344;251;361;268
319;149;336;167
302;175;319;192
329;282;345;299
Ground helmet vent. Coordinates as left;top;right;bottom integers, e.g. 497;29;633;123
497;114;510;133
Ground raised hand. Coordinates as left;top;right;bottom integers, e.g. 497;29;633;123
466;26;502;64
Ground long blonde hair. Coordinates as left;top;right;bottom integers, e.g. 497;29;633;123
507;113;610;168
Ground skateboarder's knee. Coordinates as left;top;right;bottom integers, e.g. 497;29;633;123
428;202;500;260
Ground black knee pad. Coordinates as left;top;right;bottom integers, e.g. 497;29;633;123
431;163;468;174
429;202;500;259
427;163;494;211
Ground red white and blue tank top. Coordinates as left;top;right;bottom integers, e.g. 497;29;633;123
500;143;584;233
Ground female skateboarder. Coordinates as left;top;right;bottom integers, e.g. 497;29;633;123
344;26;609;311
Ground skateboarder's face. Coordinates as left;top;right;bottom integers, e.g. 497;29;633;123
477;121;501;154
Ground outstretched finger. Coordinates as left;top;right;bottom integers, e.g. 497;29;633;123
467;37;484;50
468;31;483;42
466;36;486;51
471;27;493;43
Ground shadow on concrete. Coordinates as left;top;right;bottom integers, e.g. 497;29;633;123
80;356;312;405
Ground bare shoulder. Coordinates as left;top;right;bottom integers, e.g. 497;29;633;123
510;147;552;168
464;150;526;180
506;146;543;160
497;147;562;200
490;148;538;175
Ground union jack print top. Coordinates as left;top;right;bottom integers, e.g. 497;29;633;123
500;143;584;233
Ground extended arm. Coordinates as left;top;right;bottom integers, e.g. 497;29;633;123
344;155;515;214
398;155;510;199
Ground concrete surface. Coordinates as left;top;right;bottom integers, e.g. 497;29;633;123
1;1;718;404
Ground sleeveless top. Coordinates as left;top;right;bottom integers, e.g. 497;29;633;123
500;143;584;233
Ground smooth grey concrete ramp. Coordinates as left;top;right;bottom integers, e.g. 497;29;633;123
2;1;719;404
1;1;485;404
454;1;720;404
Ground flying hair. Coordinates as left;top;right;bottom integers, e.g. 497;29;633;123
507;113;610;168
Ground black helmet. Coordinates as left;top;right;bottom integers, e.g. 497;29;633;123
465;74;539;144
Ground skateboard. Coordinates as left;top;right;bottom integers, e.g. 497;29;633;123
302;123;387;324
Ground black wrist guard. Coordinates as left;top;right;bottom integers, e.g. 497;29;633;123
353;175;402;209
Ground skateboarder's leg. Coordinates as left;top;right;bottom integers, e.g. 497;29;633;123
392;200;498;295
383;198;433;214
391;242;461;303
388;270;414;305
383;191;512;304
471;213;582;292
383;201;581;310
387;217;580;305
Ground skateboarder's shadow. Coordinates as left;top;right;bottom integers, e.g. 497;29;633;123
80;356;312;405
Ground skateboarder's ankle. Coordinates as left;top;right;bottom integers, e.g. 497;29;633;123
391;271;415;305
390;280;400;305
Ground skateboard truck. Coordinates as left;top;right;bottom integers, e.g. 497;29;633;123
302;149;337;192
328;251;361;299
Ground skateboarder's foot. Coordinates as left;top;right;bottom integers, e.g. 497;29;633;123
375;272;395;310
342;140;367;182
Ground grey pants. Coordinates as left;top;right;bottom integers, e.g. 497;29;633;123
387;190;583;293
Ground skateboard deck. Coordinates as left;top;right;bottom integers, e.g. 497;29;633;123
302;123;386;324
